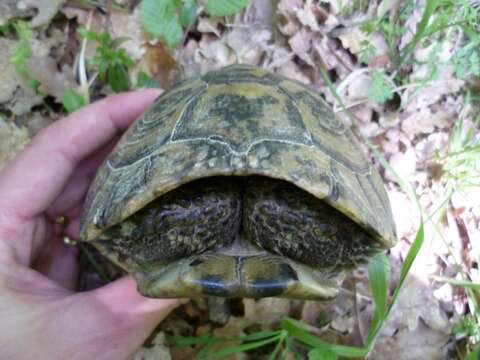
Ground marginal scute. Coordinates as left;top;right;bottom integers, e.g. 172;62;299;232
80;64;396;255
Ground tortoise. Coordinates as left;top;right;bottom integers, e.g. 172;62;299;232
79;65;396;300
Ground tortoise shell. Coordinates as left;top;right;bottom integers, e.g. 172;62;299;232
79;65;396;300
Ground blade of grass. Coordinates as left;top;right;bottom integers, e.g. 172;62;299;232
209;334;283;359
238;330;284;341
366;253;390;344
170;333;215;347
308;346;338;360
268;331;287;360
365;223;425;351
281;318;367;358
396;0;440;70
430;276;480;290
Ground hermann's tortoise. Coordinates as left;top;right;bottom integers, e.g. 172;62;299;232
80;65;396;300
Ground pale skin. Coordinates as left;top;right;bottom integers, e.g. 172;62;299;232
0;90;180;360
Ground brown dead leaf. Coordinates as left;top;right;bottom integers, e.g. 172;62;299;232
211;298;293;340
401;107;452;136
19;0;65;27
0;39;21;104
244;0;276;29
0;118;30;171
111;9;145;60
143;42;179;89
197;35;236;73
288;28;314;65
277;0;302;36
8;86;43;115
197;17;222;35
296;2;320;32
27;56;76;102
275;60;311;84
227;26;271;65
133;332;171;360
367;276;451;360
0;0;34;26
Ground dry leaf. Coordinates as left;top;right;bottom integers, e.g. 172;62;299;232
0;39;21;104
277;0;302;36
226;26;271;65
133;332;171;360
288;28;314;65
0;118;30;171
367;276;451;360
27;56;76;102
19;0;65;27
0;0;34;26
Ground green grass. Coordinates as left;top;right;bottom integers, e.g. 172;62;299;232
140;0;251;48
9;21;39;89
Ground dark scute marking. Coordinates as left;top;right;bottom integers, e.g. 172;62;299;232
199;275;234;297
202;66;280;86
172;91;311;153
310;133;370;174
248;263;298;298
285;99;307;131
189;259;203;267
325;172;339;202
289;88;344;135
279;84;370;174
208;93;278;123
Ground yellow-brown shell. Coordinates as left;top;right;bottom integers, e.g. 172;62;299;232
80;65;396;250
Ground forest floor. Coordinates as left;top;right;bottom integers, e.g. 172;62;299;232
0;1;479;359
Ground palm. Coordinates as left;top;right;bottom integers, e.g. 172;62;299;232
0;91;179;360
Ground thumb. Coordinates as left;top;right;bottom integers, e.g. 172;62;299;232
70;277;180;360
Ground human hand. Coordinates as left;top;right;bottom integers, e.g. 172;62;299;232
0;91;180;360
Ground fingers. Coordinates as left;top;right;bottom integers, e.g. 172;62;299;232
33;237;79;291
0;89;161;221
89;277;179;318
75;277;180;357
46;137;118;217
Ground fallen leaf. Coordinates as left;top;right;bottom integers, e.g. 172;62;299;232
277;0;302;36
401;107;452;136
0;38;22;104
367;276;451;360
133;332;172;360
27;56;76;102
143;42;179;89
111;9;146;61
8;85;43;115
19;0;65;27
0;0;34;26
288;27;314;65
0;118;30;171
226;26;271;65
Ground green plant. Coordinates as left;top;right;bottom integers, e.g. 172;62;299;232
368;70;395;104
454;314;480;344
140;0;250;48
62;89;87;113
439;96;480;191
77;27;135;92
0;22;14;36
10;21;39;88
136;71;161;89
